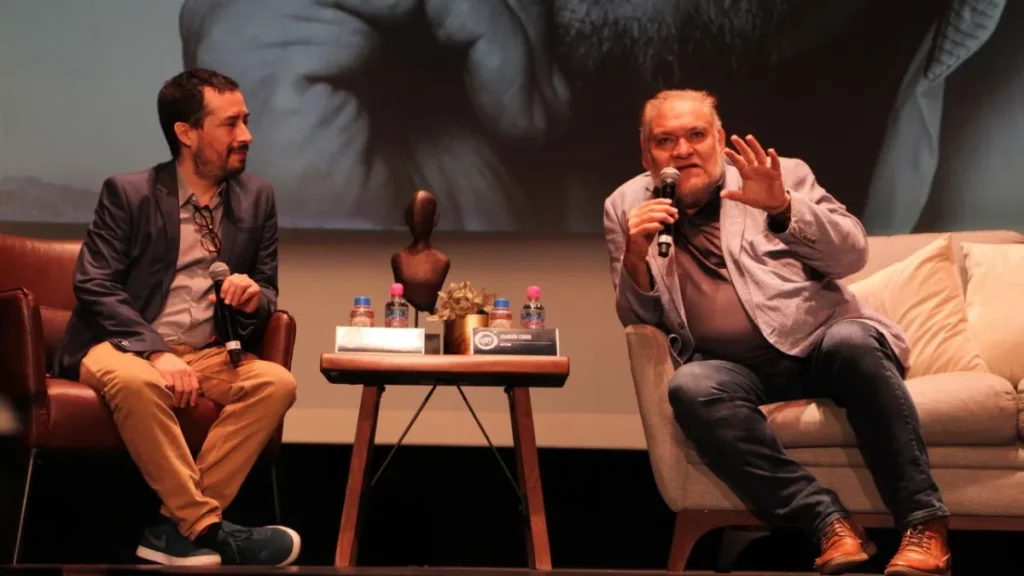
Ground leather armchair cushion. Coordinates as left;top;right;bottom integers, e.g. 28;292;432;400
39;378;224;451
39;305;71;370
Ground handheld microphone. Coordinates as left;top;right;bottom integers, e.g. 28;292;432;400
657;167;680;258
209;262;242;367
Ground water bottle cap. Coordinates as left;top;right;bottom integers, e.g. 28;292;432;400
354;296;371;307
526;285;541;299
390;283;404;296
494;298;510;308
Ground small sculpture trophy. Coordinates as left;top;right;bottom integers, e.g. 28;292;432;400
390;190;451;320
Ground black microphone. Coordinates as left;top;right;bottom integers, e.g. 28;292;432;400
209;262;242;367
657;166;680;258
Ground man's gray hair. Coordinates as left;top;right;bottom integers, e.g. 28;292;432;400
639;89;723;144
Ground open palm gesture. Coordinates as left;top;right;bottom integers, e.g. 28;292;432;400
721;135;790;214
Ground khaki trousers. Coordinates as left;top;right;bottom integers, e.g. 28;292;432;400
79;342;297;540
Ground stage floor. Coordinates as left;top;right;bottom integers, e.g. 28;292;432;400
2;567;879;576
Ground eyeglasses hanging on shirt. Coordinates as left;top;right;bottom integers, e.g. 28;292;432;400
188;199;222;255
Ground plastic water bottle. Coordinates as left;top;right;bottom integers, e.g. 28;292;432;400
489;298;513;328
384;283;410;328
520;286;545;329
350;296;374;327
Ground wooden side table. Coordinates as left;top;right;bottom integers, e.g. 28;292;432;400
320;353;570;570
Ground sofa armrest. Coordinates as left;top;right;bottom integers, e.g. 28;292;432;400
0;288;48;404
624;324;691;511
258;310;296;370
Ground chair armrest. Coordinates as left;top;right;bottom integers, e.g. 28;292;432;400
0;288;48;404
259;310;296;370
257;310;296;459
624;324;691;511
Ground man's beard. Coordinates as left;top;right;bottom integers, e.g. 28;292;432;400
677;181;716;211
677;161;725;211
551;0;864;87
193;141;245;181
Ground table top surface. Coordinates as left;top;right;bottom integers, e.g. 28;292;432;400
319;353;570;387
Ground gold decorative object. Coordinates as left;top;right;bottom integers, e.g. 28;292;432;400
430;281;496;354
443;313;489;354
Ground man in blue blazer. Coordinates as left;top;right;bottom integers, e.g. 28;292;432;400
57;69;300;567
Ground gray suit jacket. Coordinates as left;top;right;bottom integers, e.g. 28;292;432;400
603;157;910;371
57;161;279;380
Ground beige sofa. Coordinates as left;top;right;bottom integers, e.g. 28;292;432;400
624;230;1024;572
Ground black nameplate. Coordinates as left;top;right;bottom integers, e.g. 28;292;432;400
470;327;559;356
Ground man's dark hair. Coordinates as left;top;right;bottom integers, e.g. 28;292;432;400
157;68;240;158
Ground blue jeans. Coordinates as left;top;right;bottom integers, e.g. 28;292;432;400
668;320;949;540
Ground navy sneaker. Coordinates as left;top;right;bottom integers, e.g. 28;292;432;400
136;517;221;566
197;520;301;566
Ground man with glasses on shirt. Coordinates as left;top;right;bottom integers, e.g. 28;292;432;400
56;69;300;567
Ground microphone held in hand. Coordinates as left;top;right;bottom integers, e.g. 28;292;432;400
657;167;680;258
209;262;242;367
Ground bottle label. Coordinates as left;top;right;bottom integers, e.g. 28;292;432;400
351;316;373;328
521;310;545;329
385;306;409;327
351;307;374;327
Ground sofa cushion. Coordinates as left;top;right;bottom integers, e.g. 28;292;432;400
844;230;1024;285
962;242;1024;384
758;371;1018;448
847;234;988;379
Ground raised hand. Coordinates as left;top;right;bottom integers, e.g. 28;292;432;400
721;135;790;214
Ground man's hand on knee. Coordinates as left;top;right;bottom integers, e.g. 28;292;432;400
149;352;200;408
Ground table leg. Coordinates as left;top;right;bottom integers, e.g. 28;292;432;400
507;387;552;570
335;385;383;568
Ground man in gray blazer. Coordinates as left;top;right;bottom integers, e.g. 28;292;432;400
59;69;300;567
603;90;950;576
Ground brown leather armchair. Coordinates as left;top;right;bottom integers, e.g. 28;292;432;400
0;232;296;564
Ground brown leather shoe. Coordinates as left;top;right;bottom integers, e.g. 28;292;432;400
885;519;951;576
814;517;876;574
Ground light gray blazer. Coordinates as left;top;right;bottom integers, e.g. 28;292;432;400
603;156;910;371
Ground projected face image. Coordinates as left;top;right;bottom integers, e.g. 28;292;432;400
175;0;906;232
1;0;1018;236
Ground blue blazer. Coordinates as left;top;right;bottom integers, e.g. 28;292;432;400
56;161;279;380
